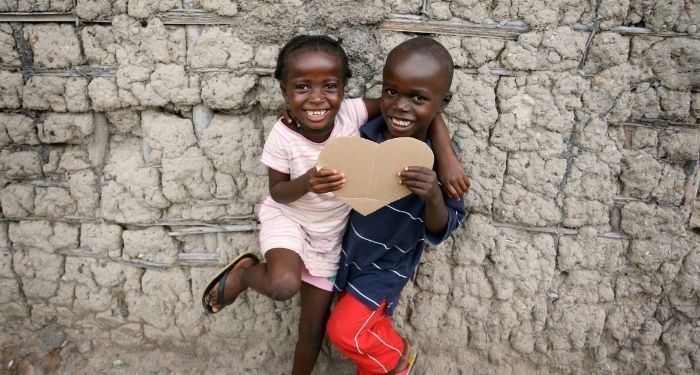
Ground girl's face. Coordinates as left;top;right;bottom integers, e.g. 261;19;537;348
280;50;344;141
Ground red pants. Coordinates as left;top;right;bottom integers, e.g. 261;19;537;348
327;292;405;375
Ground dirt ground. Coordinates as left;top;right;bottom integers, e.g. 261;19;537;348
0;321;356;375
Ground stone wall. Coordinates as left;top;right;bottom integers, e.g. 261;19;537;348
1;1;699;374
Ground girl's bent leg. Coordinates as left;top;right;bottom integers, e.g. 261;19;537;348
292;282;333;375
243;248;303;301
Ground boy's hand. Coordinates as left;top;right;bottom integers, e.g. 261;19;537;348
398;166;443;203
306;167;346;194
437;161;470;199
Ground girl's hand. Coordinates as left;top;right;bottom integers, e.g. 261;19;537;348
307;167;345;194
398;166;443;203
437;161;470;199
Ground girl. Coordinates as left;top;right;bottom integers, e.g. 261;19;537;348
202;35;468;374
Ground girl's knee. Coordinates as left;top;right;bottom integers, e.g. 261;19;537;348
268;272;301;301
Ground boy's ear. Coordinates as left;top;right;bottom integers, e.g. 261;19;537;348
438;92;452;112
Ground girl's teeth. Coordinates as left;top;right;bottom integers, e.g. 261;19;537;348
306;110;327;116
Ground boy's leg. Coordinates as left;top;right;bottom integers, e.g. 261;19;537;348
292;281;333;375
327;293;405;374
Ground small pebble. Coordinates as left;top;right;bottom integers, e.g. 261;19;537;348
78;340;93;354
687;24;697;34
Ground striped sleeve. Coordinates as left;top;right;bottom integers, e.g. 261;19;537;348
260;124;290;174
425;194;467;245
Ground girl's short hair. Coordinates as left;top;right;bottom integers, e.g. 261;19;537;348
274;35;352;84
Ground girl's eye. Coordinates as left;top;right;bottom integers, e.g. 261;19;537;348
385;89;397;97
324;83;338;91
412;95;426;103
295;84;310;91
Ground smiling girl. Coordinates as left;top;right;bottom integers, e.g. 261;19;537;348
201;35;468;374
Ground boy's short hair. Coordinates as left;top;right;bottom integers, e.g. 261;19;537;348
386;36;454;91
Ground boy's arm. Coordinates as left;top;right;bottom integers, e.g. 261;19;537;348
423;186;449;236
399;166;468;240
398;167;448;235
268;167;345;204
429;114;470;199
363;98;469;198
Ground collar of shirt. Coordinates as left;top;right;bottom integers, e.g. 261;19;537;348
359;116;433;149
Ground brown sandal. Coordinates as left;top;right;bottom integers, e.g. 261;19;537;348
201;252;259;314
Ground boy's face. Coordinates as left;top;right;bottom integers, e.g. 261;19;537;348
380;52;451;140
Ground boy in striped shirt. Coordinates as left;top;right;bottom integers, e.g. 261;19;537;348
326;37;467;375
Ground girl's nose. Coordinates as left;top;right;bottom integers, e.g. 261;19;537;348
310;88;325;103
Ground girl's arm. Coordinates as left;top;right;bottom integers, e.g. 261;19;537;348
362;97;381;119
268;167;345;204
429;114;471;199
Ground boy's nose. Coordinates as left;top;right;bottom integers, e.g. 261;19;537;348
394;97;410;111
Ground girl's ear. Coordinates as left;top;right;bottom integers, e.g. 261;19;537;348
280;82;288;100
438;93;452;112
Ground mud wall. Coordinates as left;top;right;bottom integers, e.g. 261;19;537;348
1;0;699;374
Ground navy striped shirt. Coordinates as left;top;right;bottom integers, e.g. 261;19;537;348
333;117;468;315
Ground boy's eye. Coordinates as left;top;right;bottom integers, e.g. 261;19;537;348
385;89;398;97
412;95;427;103
324;83;338;91
295;84;310;91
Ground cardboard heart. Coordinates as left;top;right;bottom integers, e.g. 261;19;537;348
317;136;434;215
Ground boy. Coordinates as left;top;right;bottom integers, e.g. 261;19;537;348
326;37;467;375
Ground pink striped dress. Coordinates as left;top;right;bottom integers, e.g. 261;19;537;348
258;98;368;277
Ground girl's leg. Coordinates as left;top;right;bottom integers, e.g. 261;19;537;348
243;248;303;301
207;248;303;310
292;282;333;375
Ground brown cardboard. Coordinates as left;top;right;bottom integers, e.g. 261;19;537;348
317;136;434;215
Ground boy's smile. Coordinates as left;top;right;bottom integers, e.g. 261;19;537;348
380;52;451;141
280;50;344;142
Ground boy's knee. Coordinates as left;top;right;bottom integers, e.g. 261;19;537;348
268;272;301;301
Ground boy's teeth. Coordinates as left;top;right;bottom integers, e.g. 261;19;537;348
392;118;412;127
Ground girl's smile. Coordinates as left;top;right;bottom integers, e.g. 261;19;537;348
280;50;345;143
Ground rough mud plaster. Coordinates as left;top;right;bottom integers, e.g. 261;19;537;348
76;0;127;20
101;138;168;223
1;1;699;374
0;1;73;12
24;24;83;69
188;28;254;69
127;0;180;19
0;24;20;67
23;76;90;112
0;72;23;109
0;113;38;145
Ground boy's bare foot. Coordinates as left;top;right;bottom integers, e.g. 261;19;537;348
201;253;259;313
